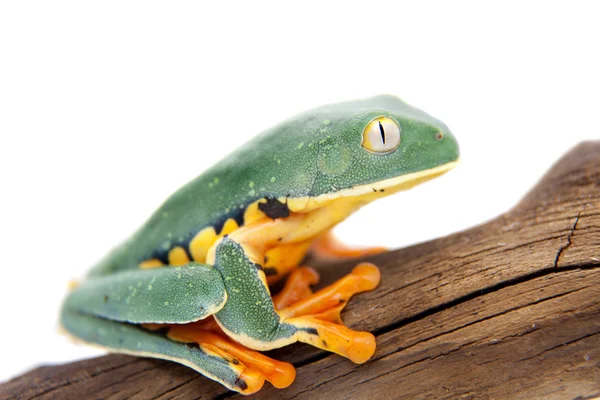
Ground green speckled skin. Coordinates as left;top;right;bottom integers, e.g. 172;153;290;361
60;311;245;391
61;95;460;393
89;95;458;276
64;263;225;324
213;238;296;342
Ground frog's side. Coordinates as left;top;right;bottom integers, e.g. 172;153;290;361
61;95;460;395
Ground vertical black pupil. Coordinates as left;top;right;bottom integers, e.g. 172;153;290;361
378;121;386;144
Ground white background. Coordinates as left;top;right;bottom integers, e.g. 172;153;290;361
1;1;599;382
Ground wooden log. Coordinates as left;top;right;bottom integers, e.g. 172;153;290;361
2;142;599;400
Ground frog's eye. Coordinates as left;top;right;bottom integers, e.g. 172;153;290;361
361;116;401;154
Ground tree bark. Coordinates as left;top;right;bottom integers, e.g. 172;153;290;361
3;142;600;400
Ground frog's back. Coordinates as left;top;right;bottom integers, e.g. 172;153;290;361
89;95;448;276
90;105;325;275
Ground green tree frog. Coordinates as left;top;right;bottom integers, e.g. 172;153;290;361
61;95;460;395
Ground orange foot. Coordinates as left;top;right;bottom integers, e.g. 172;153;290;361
277;263;381;364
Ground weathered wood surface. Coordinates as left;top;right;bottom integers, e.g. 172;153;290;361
3;142;600;400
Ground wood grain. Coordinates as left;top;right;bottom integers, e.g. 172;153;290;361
2;142;599;400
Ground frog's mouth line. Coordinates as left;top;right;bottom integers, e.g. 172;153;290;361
285;158;460;213
343;158;461;197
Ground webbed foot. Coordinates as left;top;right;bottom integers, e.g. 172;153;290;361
276;263;380;364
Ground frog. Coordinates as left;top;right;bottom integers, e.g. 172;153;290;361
60;95;460;395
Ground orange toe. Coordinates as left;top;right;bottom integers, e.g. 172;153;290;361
345;331;377;364
351;263;381;292
236;368;266;395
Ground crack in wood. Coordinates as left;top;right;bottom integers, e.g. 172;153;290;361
554;211;582;267
517;331;600;363
372;263;600;339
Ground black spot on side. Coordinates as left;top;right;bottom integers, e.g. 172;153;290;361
232;358;240;365
213;208;245;235
258;197;290;219
235;377;248;391
299;327;318;335
183;246;193;261
263;267;278;276
149;250;170;265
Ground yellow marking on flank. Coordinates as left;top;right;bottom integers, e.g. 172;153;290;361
220;218;239;236
168;246;190;266
190;218;240;264
190;226;218;263
139;259;165;269
243;200;266;225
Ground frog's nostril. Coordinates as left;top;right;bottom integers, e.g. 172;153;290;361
435;132;444;141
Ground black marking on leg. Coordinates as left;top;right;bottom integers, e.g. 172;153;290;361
263;267;278;276
299;327;318;335
322;339;328;348
258;197;290;219
235;377;248;391
232;358;240;365
184;342;201;350
253;262;264;271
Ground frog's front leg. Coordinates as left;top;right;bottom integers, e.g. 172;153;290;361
211;237;380;363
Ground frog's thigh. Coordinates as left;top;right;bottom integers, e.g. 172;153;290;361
60;310;264;394
212;237;378;364
62;263;226;324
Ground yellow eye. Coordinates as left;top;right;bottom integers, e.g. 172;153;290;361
361;116;401;154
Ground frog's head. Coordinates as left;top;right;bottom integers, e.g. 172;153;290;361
308;95;460;200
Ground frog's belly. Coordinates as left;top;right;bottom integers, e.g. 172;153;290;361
263;240;312;281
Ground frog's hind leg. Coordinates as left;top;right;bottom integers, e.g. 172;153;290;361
311;231;387;260
60;263;272;394
61;309;265;394
212;237;380;365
